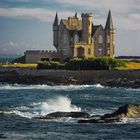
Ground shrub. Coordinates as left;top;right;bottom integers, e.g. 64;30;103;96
37;61;65;70
37;57;126;70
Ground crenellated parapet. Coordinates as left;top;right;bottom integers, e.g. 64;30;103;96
24;50;60;63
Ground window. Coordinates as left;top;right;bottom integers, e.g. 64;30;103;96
63;34;67;44
88;48;91;55
107;35;110;43
98;49;102;56
71;37;73;42
98;35;103;44
63;49;68;55
74;34;79;42
107;48;110;55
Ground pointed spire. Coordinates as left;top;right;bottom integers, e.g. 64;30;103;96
75;12;77;18
105;10;114;30
53;12;58;26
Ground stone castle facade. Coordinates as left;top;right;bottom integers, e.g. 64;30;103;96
53;10;115;59
25;10;115;63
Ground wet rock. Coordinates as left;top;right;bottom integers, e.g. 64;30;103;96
78;104;140;123
0;134;7;139
102;104;140;119
38;111;90;119
78;119;99;123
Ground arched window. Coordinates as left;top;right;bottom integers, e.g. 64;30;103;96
98;35;103;44
63;29;67;44
63;34;67;44
88;48;91;55
107;35;110;43
74;34;79;42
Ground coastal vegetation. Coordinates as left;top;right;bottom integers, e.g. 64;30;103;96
1;58;140;70
37;57;126;70
116;61;140;70
1;63;37;68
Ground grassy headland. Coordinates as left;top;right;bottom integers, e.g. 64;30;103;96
1;63;37;68
0;58;140;70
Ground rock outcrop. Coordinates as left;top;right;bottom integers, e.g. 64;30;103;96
78;104;140;123
102;104;140;119
37;111;90;119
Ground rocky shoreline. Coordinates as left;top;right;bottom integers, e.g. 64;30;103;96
0;68;140;88
34;104;140;123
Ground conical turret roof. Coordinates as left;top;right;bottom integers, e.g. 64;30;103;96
53;12;58;26
105;10;114;30
75;12;77;18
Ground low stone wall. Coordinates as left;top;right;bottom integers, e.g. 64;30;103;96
0;67;140;88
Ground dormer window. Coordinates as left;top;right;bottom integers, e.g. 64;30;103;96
98;35;103;44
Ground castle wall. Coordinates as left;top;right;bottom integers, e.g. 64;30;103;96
82;13;92;44
57;23;70;56
93;26;106;57
53;11;115;59
105;29;115;58
72;42;94;58
25;51;60;63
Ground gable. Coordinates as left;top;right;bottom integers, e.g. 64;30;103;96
92;24;104;37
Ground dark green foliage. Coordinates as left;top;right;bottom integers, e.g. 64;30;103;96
37;57;126;70
66;57;126;70
37;61;65;70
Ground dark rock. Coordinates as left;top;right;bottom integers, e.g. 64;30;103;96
37;111;90;119
0;134;7;139
78;119;99;123
78;104;140;124
101;104;140;119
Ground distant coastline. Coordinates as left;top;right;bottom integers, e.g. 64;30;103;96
0;67;140;88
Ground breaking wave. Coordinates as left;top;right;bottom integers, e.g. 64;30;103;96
0;83;104;91
0;96;81;119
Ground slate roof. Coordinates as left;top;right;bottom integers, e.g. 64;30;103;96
53;13;58;26
105;10;114;29
92;25;100;34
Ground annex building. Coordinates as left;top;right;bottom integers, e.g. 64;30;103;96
25;10;115;63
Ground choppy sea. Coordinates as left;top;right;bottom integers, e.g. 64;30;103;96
0;84;140;140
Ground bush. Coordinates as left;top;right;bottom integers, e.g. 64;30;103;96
66;57;126;70
37;57;126;70
37;61;65;70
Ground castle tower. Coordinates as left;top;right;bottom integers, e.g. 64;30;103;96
81;13;92;44
53;13;59;49
105;10;115;58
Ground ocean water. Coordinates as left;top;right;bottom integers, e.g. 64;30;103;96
0;84;140;140
0;54;21;63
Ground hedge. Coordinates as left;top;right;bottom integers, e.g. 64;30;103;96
37;57;126;70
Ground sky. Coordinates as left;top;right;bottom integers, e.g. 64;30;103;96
0;0;140;56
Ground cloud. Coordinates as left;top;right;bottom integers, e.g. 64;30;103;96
0;7;74;22
9;41;18;47
0;0;140;31
4;0;31;2
54;0;140;30
55;0;140;11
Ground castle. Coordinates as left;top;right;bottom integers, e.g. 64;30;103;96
24;10;115;63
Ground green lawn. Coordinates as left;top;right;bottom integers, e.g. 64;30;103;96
1;63;37;68
116;61;140;70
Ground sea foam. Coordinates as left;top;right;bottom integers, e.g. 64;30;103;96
0;83;104;91
1;96;81;119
